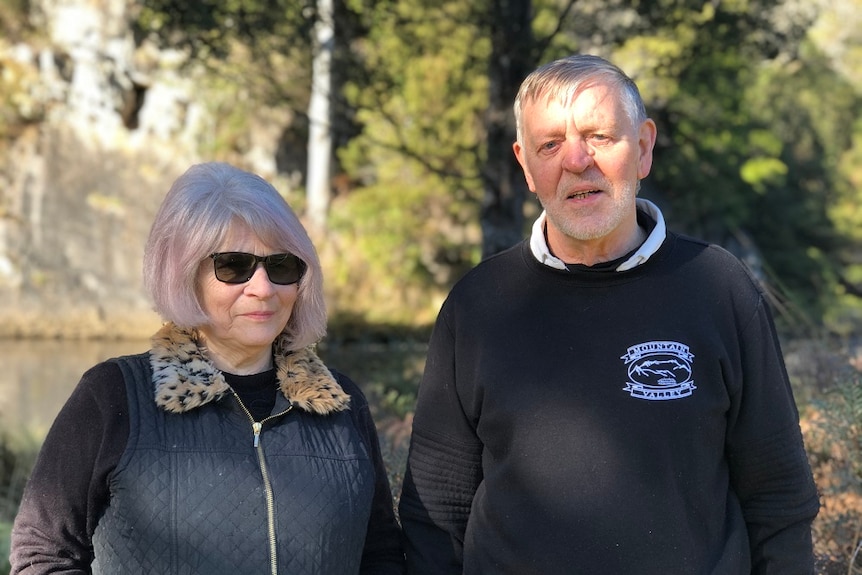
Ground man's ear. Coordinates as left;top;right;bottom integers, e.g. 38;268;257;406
513;141;536;192
637;119;657;180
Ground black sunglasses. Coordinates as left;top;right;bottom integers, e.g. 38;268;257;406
209;252;307;285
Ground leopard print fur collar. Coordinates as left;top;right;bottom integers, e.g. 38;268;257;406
150;322;350;415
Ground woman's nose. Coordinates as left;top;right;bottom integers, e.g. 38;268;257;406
245;264;276;295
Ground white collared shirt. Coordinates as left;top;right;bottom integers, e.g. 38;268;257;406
529;198;667;272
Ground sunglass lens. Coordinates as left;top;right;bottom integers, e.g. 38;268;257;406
266;254;306;285
213;253;257;283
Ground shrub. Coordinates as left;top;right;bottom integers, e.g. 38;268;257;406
805;372;862;572
0;431;39;575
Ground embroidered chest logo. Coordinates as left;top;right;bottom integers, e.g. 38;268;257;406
621;341;696;401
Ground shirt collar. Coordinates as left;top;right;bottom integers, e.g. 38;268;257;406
529;198;667;272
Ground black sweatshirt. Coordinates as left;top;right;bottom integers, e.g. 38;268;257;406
399;232;820;575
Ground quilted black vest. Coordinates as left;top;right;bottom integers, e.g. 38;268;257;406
91;353;375;574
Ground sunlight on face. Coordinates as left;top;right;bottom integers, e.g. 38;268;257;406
197;223;299;372
514;83;656;263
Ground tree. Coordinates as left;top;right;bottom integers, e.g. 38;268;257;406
336;0;491;300
478;0;534;258
306;0;335;230
133;0;862;330
608;0;857;330
479;0;582;258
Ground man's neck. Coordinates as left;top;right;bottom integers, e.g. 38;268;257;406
546;223;647;267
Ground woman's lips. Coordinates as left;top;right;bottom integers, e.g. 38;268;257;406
243;311;275;320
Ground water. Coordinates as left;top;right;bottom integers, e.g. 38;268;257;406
0;339;150;440
0;338;426;440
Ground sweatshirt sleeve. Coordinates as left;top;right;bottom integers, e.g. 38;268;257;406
725;297;820;575
398;306;483;575
10;362;128;575
335;373;407;574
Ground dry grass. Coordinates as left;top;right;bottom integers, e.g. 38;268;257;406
801;369;862;573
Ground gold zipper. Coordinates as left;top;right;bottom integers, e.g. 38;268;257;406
233;393;293;575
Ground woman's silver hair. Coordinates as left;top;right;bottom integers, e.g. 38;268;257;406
514;54;648;145
143;162;326;350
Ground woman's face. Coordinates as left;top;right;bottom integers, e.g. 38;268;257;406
197;223;299;371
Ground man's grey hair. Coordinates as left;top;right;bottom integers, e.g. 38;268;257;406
514;54;648;145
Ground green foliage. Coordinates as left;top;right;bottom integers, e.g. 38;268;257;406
1;520;9;575
0;62;30;141
739;157;788;194
0;434;36;523
134;0;313;60
740;130;788;194
335;0;862;332
343;0;490;179
838;377;862;478
832;120;862;242
630;26;763;232
329;0;489;321
579;1;862;333
0;30;45;143
132;0;862;333
822;374;862;482
827;117;862;332
0;431;38;574
740;47;861;331
319;339;427;419
0;0;30;42
326;163;479;324
133;0;318;155
807;371;862;568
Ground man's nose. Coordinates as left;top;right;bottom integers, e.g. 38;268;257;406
561;138;595;173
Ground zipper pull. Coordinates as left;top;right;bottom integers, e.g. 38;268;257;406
253;421;262;447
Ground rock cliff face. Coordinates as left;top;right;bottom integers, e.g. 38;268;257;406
0;0;287;338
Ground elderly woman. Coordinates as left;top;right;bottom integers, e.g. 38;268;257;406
10;162;405;574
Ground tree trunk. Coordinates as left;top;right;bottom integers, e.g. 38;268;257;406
480;0;535;259
306;0;335;231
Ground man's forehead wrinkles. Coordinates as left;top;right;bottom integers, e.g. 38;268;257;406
524;93;617;139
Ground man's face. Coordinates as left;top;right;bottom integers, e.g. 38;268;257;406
513;83;656;263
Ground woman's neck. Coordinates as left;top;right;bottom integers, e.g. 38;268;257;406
198;333;274;375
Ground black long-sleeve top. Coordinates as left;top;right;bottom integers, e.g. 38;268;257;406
399;233;820;575
11;355;405;574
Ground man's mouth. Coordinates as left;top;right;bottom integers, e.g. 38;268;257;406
567;190;600;200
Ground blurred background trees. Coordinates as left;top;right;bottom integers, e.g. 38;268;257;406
2;0;860;335
129;0;862;336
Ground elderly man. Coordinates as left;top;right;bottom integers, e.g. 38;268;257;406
399;54;819;575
